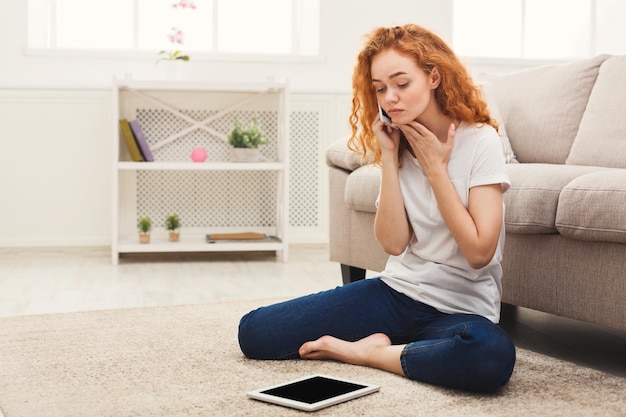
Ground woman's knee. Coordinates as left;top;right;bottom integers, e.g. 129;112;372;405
238;306;302;360
238;308;269;359
469;322;516;392
438;318;516;392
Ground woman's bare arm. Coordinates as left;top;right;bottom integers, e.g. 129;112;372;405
373;122;412;255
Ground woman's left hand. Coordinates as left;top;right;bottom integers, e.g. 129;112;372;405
398;122;456;176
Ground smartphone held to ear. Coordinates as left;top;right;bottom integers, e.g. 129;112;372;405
378;103;392;126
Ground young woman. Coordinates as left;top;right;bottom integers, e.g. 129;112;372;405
238;24;516;393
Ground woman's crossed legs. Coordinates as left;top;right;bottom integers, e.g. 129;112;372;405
238;278;515;392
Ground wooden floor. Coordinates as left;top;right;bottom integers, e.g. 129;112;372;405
1;245;624;379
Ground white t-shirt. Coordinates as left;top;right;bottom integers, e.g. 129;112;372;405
379;122;510;323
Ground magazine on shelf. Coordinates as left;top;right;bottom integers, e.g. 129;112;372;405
205;232;278;243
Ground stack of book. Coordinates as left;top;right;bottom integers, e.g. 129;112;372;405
119;119;154;162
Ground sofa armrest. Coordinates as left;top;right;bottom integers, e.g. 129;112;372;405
325;136;365;172
328;164;389;275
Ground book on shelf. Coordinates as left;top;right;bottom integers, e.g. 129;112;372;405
119;119;144;162
129;119;154;162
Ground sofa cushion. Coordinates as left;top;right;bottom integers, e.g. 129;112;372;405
479;82;518;164
556;170;626;243
344;165;381;213
504;164;606;234
566;56;626;168
484;55;609;164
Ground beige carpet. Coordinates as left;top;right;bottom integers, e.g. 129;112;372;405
0;299;624;417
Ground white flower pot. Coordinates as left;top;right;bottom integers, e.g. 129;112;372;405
230;148;262;162
159;60;185;80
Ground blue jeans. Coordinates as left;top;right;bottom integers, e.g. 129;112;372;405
238;278;516;392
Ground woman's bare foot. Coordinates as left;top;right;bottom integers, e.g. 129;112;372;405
298;333;405;376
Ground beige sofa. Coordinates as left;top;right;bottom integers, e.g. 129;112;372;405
326;55;626;332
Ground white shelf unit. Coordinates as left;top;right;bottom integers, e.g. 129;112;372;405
111;79;290;264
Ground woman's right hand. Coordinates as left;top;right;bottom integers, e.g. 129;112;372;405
373;117;401;158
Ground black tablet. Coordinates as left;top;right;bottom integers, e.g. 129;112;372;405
247;374;380;412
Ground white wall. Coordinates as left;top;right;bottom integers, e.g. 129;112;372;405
0;0;538;248
0;89;112;246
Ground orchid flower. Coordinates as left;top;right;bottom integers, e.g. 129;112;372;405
167;27;184;45
172;0;196;9
158;27;189;61
157;1;196;62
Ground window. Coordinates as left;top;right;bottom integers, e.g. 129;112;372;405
453;0;626;59
27;0;319;57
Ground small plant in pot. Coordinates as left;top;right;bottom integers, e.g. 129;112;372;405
228;118;267;162
137;217;152;244
165;214;181;242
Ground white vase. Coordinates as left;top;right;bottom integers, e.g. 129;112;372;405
230;148;262;162
158;60;185;80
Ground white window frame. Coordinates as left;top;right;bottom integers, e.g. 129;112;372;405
26;0;320;62
452;0;624;63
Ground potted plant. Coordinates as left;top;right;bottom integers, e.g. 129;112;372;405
228;118;267;162
165;214;181;242
156;1;197;80
137;217;152;244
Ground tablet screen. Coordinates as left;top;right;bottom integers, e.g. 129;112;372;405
248;374;380;412
262;375;366;403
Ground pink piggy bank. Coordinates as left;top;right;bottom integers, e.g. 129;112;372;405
191;147;207;162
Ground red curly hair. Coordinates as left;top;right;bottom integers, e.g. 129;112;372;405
348;24;498;164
